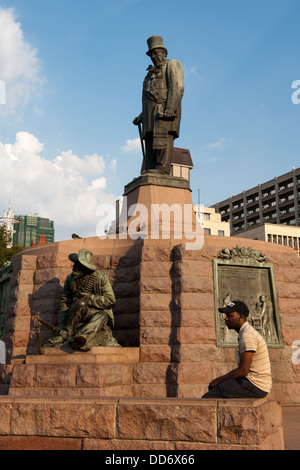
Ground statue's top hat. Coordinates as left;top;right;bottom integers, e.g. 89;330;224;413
69;249;97;271
146;36;168;56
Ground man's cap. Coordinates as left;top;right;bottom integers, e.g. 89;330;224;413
146;36;168;56
218;300;249;317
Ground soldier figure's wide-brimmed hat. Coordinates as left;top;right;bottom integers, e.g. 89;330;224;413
69;249;97;271
146;36;168;56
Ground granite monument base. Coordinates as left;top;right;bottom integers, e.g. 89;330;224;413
0;396;284;450
1;212;299;449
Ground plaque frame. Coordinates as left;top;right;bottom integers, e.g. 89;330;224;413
213;247;283;349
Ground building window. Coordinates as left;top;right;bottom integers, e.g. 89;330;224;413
204;228;211;235
218;230;225;236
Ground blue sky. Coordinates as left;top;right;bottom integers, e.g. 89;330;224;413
0;0;300;240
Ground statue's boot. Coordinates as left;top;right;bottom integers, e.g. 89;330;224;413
72;335;87;348
49;334;65;345
48;328;69;346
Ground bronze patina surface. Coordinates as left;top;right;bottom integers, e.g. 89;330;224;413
213;246;283;348
133;36;184;176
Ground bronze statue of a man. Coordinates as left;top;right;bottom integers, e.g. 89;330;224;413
133;36;184;176
49;249;120;351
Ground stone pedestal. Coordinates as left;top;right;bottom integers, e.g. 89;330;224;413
8;347;140;397
119;175;198;239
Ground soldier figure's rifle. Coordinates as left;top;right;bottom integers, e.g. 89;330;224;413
36;317;60;355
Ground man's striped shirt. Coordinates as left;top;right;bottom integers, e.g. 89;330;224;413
238;322;272;393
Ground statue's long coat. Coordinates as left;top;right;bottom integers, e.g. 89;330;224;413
141;59;184;140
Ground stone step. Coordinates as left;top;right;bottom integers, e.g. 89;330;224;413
25;346;140;364
8;384;134;397
8;359;136;397
0;396;284;450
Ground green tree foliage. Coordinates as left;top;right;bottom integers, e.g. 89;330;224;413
0;225;24;269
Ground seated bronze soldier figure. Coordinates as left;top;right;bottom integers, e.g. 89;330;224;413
49;249;120;351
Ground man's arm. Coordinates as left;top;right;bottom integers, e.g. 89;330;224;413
165;59;184;116
87;272;116;310
57;275;73;330
208;351;254;390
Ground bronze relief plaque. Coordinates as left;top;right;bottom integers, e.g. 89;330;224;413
213;246;283;348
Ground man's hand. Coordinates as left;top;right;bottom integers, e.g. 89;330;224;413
157;109;177;121
208;378;222;390
163;108;176;120
207;351;254;390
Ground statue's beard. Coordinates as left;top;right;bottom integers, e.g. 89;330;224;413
72;271;82;279
72;262;92;279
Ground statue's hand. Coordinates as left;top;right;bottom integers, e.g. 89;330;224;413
133;115;142;125
79;292;88;300
163;108;176;120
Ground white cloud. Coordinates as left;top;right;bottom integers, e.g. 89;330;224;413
0;7;43;117
53;150;106;179
121;138;141;153
206;137;225;150
0;132;118;241
87;178;107;191
109;158;117;173
183;64;199;76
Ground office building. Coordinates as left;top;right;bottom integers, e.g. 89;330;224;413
213;167;300;235
13;215;54;248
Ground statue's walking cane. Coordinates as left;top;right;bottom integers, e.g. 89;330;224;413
138;122;146;173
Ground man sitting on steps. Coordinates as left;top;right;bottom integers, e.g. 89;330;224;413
202;300;272;399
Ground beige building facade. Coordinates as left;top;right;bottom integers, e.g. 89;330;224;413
236;222;300;254
194;206;230;237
